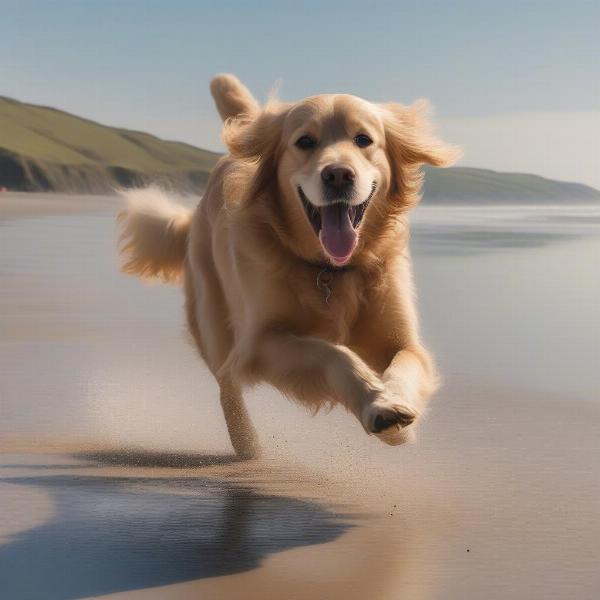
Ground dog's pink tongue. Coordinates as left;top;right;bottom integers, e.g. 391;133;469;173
319;204;357;263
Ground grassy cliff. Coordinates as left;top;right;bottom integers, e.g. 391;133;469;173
0;96;219;193
1;96;599;203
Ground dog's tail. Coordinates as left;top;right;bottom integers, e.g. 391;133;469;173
117;186;192;283
210;73;259;122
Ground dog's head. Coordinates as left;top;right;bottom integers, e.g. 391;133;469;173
223;91;459;266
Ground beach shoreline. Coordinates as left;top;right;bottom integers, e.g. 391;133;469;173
1;195;599;599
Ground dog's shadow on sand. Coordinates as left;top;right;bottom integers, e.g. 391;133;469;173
0;451;351;600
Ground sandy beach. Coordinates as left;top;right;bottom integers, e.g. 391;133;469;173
1;192;599;599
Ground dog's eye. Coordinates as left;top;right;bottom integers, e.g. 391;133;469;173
295;135;317;150
354;134;373;148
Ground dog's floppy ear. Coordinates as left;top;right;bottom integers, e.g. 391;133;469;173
222;102;289;198
210;73;260;122
381;100;461;207
381;100;461;167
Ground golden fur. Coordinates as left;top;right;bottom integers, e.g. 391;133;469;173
118;74;459;458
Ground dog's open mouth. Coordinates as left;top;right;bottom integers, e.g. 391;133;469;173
298;182;376;264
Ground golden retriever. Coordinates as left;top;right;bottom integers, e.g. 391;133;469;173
118;74;459;458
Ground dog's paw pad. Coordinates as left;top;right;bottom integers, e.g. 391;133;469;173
372;410;415;433
361;391;419;446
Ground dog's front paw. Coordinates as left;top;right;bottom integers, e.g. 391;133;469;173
362;389;418;446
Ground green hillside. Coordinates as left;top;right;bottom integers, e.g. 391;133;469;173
1;95;599;203
0;96;220;193
423;166;600;203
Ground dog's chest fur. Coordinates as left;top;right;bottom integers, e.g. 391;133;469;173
291;267;373;344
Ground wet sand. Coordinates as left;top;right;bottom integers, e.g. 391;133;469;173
1;193;599;599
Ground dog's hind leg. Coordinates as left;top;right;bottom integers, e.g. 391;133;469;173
219;377;260;460
185;260;260;460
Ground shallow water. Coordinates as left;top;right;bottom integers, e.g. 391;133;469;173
1;196;599;599
412;205;600;401
1;471;349;599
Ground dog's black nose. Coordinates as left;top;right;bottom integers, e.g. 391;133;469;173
321;164;355;189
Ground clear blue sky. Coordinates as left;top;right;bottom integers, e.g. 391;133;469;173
2;0;599;186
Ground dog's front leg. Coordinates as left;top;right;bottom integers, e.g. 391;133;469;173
252;333;382;419
372;345;439;446
234;333;418;436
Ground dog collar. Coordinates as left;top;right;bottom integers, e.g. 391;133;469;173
302;260;356;304
303;260;356;273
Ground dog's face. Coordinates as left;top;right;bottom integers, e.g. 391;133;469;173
225;94;458;265
277;95;391;265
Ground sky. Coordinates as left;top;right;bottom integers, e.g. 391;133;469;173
2;0;599;187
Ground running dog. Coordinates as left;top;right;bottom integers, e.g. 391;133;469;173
118;74;459;458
